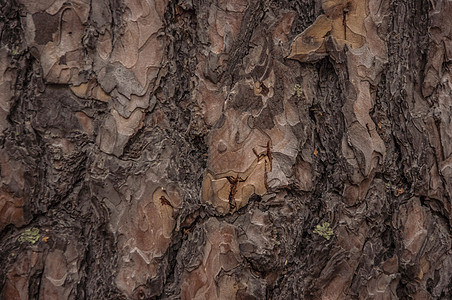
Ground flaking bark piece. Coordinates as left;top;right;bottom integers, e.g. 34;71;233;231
288;0;367;63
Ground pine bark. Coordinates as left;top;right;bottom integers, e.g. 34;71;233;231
1;0;452;299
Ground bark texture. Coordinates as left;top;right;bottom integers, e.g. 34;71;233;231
1;0;452;299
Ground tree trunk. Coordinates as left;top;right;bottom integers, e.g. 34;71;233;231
1;0;451;299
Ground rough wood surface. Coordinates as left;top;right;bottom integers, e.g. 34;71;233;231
1;0;452;299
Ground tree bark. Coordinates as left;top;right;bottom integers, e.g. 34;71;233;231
1;0;452;299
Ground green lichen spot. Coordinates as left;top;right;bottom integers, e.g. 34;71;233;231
293;84;303;97
314;222;334;240
18;227;40;245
